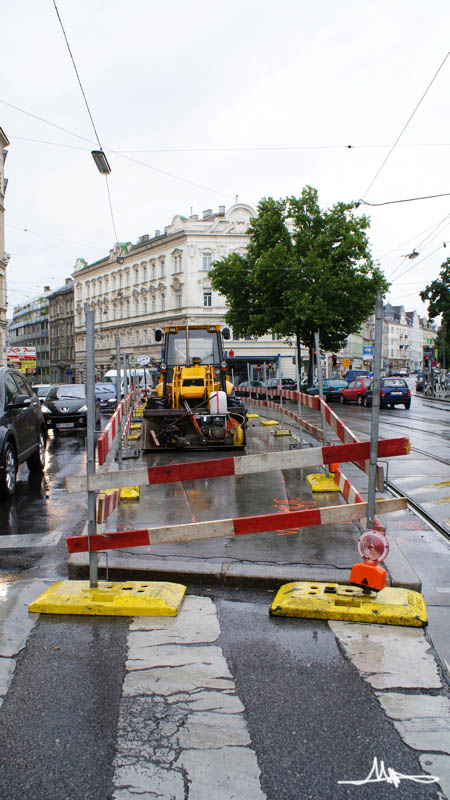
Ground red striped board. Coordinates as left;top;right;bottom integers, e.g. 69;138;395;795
66;497;406;553
97;392;138;465
66;436;410;494
96;489;121;524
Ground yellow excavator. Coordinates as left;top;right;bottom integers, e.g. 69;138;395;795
143;324;247;449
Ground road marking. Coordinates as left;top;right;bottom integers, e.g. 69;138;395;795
112;596;265;800
0;579;50;707
0;531;62;548
330;621;449;796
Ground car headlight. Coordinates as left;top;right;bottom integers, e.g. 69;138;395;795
41;404;51;413
79;404;87;411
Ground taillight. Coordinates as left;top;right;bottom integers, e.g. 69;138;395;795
407;389;411;396
380;389;385;396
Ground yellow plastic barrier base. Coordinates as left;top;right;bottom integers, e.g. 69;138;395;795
127;432;141;441
130;423;142;430
247;413;259;419
270;582;427;627
306;472;340;492
262;419;279;426
120;485;140;501
273;428;292;436
29;580;186;617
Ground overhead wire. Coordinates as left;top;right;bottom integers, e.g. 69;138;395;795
360;50;450;200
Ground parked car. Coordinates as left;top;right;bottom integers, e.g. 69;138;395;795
339;378;373;405
234;380;266;399
95;382;117;413
31;383;52;401
0;368;47;499
361;377;411;409
41;384;101;434
306;378;348;402
344;369;371;384
265;378;297;399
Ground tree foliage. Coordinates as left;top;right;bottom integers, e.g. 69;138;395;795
420;259;450;362
210;187;388;377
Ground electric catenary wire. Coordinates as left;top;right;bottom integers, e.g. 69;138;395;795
361;50;450;200
52;0;119;242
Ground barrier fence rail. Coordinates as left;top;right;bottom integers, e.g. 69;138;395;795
66;436;410;494
67;496;407;554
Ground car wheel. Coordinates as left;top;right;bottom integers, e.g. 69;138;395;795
357;395;363;406
404;401;411;409
339;395;345;404
27;428;46;472
0;442;18;500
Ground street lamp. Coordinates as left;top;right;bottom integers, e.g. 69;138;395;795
91;149;111;175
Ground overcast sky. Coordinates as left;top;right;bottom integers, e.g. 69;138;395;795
2;0;450;320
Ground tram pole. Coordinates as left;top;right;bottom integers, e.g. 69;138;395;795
85;307;98;588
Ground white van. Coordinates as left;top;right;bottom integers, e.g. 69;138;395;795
102;368;158;396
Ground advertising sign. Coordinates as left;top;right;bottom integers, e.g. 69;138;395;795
363;345;373;358
7;347;37;373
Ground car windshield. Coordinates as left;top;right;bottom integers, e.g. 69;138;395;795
383;379;407;388
96;384;115;393
325;380;347;387
47;385;86;400
166;329;221;366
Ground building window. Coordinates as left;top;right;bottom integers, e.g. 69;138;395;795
151;261;156;280
175;290;182;309
161;294;165;312
142;264;147;282
202;253;212;272
272;332;280;341
152;295;156;313
160;259;165;277
203;289;212;307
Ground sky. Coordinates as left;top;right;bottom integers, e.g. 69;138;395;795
2;0;450;320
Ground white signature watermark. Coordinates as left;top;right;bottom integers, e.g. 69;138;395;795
338;757;439;789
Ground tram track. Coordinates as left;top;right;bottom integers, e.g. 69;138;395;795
386;478;450;544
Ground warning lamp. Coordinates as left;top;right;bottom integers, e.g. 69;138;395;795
357;529;389;563
350;529;389;591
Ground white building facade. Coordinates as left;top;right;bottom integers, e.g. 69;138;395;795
72;204;305;383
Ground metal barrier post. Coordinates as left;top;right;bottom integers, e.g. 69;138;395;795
115;336;123;468
314;330;329;474
367;290;383;527
85;307;98;587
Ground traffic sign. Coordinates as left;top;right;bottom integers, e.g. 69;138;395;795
137;355;150;366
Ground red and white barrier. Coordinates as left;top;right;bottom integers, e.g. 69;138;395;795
66;436;410;494
96;489;121;524
97;391;137;466
67;495;406;554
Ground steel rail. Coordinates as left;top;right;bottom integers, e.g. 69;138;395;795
386;479;450;544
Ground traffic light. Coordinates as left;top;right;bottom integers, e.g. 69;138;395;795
332;354;337;366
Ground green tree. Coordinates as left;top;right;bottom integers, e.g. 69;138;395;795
210;187;388;381
420;259;450;366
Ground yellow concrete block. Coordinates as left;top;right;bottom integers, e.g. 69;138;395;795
270;582;427;627
262;419;279;426
120;486;140;501
306;472;340;492
247;413;260;419
29;580;186;617
273;429;292;436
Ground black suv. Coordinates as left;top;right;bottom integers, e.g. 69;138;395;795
0;367;47;499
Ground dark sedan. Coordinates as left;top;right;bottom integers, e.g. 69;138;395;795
306;378;348;401
361;377;411;409
95;382;117;413
42;384;101;434
0;368;47;498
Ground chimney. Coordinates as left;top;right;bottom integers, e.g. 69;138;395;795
154;229;161;237
44;285;51;292
203;209;213;219
139;234;149;243
218;205;225;215
189;214;199;220
65;278;72;285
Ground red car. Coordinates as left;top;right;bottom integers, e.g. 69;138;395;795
339;378;372;405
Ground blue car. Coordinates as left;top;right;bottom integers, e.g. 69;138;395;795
361;377;411;409
306;378;348;402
